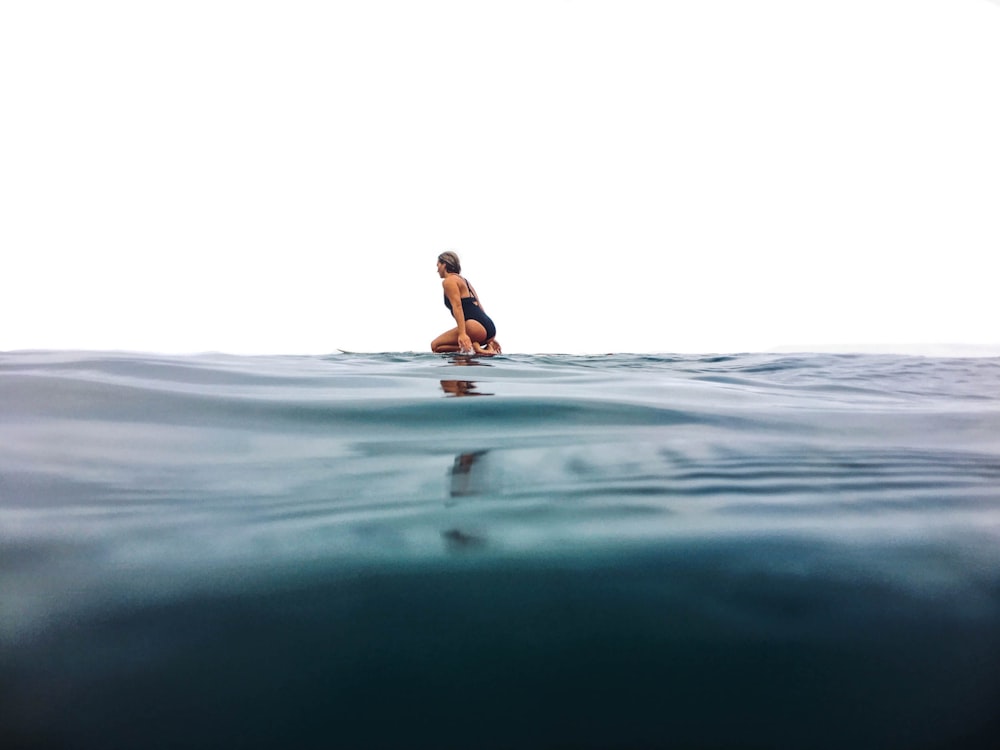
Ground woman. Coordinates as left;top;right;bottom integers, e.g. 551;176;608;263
431;251;501;355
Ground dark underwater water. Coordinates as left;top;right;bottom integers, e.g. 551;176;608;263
2;350;999;749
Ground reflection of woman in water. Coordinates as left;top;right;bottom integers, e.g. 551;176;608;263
440;380;493;397
431;252;501;355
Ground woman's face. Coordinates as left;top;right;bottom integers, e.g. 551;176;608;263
436;260;446;277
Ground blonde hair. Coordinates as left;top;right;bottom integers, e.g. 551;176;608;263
438;251;461;274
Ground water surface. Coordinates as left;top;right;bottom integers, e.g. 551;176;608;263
2;351;999;748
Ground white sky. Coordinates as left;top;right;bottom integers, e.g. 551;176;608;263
2;0;998;355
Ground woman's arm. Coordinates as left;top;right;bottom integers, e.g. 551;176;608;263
443;276;473;353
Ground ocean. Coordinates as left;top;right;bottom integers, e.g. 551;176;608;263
2;350;999;749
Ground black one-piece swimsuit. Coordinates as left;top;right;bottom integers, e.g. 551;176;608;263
444;280;496;340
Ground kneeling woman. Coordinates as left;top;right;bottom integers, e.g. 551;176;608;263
431;251;501;355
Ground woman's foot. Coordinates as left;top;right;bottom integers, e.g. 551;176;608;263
472;342;497;356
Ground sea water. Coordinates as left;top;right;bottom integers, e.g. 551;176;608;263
2;351;999;749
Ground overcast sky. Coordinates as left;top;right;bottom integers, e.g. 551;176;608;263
3;0;998;355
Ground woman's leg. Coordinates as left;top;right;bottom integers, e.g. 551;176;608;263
431;322;488;353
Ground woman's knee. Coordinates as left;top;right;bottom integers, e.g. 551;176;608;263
431;334;454;352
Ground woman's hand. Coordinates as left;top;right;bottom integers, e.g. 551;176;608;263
457;332;474;354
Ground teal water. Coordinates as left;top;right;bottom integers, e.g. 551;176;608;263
2;351;999;749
